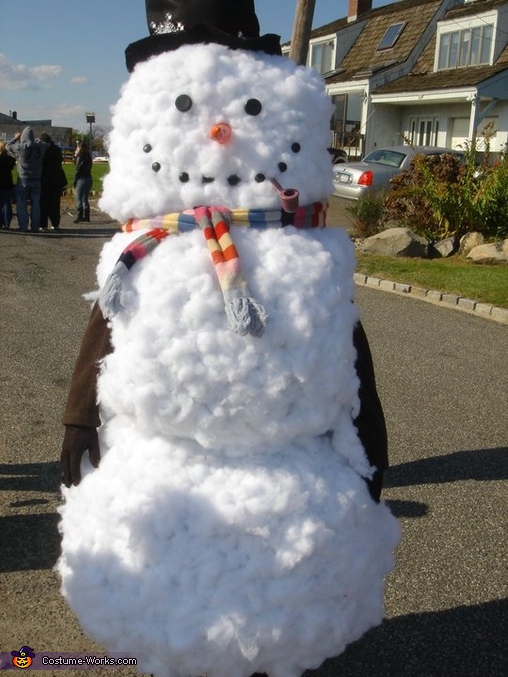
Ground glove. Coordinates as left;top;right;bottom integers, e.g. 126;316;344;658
61;425;101;487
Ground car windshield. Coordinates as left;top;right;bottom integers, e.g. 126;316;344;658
363;149;407;168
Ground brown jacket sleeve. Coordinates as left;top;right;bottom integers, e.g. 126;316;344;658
62;302;112;427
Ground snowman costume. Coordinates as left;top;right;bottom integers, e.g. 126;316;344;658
58;2;400;676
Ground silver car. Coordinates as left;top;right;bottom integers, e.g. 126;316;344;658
332;145;463;200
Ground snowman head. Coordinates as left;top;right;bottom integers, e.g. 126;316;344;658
99;1;334;222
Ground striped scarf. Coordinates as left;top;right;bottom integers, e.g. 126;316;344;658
99;201;327;338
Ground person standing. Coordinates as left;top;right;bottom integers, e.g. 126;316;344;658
7;127;47;232
73;141;93;223
0;141;16;229
40;133;67;231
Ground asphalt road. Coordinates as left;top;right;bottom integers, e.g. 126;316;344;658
0;205;506;677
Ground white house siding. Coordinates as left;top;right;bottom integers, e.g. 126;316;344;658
365;104;405;151
448;112;505;154
495;104;508;152
359;100;508;158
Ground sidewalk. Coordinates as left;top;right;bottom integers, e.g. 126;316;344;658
354;272;508;325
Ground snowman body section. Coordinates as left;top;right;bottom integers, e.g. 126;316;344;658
58;41;400;677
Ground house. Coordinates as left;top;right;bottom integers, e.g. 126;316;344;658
291;0;508;160
0;110;72;148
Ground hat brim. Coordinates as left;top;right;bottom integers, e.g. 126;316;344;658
125;24;281;72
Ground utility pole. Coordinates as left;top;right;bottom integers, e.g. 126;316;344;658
86;112;95;151
289;0;316;66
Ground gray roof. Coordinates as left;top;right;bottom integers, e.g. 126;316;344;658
373;2;508;94
309;0;508;93
322;0;443;85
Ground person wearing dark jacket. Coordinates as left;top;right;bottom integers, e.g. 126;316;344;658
40;133;67;231
7;126;48;232
73;141;93;223
61;303;388;502
0;141;16;229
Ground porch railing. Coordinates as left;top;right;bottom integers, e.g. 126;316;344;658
330;131;365;160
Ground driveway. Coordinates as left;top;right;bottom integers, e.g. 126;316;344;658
0;207;506;676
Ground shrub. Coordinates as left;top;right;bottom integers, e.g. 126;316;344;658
383;130;508;243
346;190;387;238
384;152;477;242
472;157;508;240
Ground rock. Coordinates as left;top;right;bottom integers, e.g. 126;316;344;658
467;240;508;264
432;237;458;258
363;227;429;258
459;231;484;256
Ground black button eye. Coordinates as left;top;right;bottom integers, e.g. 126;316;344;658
291;143;301;153
245;98;262;116
255;173;266;183
278;162;288;173
175;94;193;112
179;172;190;183
152;162;161;172
143;144;152;153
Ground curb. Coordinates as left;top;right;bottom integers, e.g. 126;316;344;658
354;273;508;326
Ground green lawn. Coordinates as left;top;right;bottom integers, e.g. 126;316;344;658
62;162;109;195
13;162;109;195
356;252;508;308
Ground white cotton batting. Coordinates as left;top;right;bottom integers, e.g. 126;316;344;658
58;40;400;677
99;44;333;221
58;226;400;677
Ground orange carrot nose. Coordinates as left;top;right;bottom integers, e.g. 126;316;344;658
210;122;232;144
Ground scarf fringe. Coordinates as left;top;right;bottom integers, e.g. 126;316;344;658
99;261;130;319
225;296;269;337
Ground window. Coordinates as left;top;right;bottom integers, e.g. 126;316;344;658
409;118;439;146
364;149;407;167
378;22;406;51
330;93;363;151
437;24;493;69
331;93;362;135
310;40;334;74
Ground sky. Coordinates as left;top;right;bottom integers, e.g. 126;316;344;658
0;0;391;133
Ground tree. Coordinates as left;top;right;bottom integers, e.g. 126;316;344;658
70;125;110;154
89;125;110;155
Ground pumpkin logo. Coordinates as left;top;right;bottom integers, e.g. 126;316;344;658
11;646;35;669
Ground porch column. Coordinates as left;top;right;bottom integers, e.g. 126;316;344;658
468;94;479;141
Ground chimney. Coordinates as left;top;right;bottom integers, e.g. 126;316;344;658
348;0;372;22
12;111;17;120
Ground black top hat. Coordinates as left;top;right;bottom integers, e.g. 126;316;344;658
125;0;281;72
146;0;260;37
